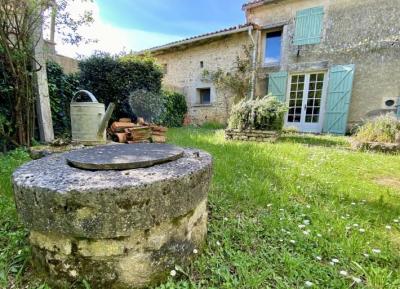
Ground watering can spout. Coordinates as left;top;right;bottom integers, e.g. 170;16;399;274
97;103;115;138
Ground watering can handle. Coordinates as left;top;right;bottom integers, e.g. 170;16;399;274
72;90;99;103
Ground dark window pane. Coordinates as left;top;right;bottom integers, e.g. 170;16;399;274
292;75;298;82
295;107;302;114
314;107;320;115
313;115;319;123
199;88;211;104
307;99;313;106
310;74;317;82
317;82;323;90
289;100;295;106
306;107;313;114
296;99;303;106
316;90;322;98
289;108;295;114
299;75;305;82
265;31;282;63
298;83;304;91
295;115;301;122
305;116;312;122
314;99;321;106
291;84;297;91
288;115;294;122
317;74;324;81
309;82;315;90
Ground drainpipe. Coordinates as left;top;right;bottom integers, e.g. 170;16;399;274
248;25;259;101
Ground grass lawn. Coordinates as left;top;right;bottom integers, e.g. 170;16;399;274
1;128;400;288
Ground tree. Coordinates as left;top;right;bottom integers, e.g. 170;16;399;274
0;0;93;146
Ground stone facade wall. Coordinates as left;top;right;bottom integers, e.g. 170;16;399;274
247;0;400;127
44;40;79;74
152;0;399;129
153;33;251;125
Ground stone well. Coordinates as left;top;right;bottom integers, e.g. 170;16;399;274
12;144;212;289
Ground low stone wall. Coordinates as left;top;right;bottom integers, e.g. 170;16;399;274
351;139;400;153
225;129;280;142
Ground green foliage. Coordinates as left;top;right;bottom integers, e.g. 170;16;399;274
202;45;252;103
354;114;400;143
78;52;163;118
200;121;226;130
160;90;188;127
46;61;80;138
128;89;165;123
228;95;287;130
2;131;400;288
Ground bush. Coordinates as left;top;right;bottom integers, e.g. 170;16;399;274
228;95;287;131
79;52;163;119
354;114;400;143
160;90;187;127
128;89;165;123
46;61;80;137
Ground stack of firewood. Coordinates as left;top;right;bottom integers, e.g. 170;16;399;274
109;118;167;144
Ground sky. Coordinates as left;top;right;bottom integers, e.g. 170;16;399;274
55;0;246;58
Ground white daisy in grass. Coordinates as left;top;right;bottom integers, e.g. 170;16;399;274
303;219;310;225
352;277;362;284
341;216;346;220
394;219;399;223
317;233;322;238
298;224;306;229
359;228;365;233
351;202;356;206
223;217;228;221
279;217;285;221
216;241;221;246
363;253;369;258
193;249;198;254
339;270;348;276
306;205;311;209
385;225;392;230
279;208;284;212
290;240;296;244
170;270;177;277
303;230;311;235
345;226;351;230
316;256;322;261
305;281;313;287
279;239;284;242
372;248;381;254
353;224;359;227
331;258;340;264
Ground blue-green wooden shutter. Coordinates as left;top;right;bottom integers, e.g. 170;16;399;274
397;97;400;119
268;71;288;102
323;64;355;135
294;6;324;45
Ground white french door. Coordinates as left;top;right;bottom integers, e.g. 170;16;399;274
284;72;327;133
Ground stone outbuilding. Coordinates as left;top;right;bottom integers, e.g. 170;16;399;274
143;0;400;134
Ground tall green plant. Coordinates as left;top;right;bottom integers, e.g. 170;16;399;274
46;61;79;137
78;52;163;119
160;90;187;127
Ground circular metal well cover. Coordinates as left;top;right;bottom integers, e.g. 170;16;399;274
66;143;184;170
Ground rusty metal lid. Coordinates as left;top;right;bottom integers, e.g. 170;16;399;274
65;143;184;170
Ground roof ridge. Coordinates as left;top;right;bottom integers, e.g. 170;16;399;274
140;23;254;54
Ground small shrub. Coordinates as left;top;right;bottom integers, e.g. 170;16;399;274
201;121;226;129
160;90;188;127
354;114;400;143
228;95;287;131
128;89;165;123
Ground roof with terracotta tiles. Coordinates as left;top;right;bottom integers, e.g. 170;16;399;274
141;23;254;54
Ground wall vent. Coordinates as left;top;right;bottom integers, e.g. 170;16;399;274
382;97;399;109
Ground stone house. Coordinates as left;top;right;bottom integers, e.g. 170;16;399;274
145;0;400;134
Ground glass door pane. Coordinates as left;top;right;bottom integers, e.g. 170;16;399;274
287;74;305;123
305;73;324;123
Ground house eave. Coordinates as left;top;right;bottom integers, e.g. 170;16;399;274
242;0;284;11
138;25;254;56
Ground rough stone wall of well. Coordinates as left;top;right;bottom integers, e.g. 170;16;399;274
153;33;251;125
247;0;400;127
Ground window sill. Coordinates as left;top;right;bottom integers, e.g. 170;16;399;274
263;62;281;68
192;103;213;107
